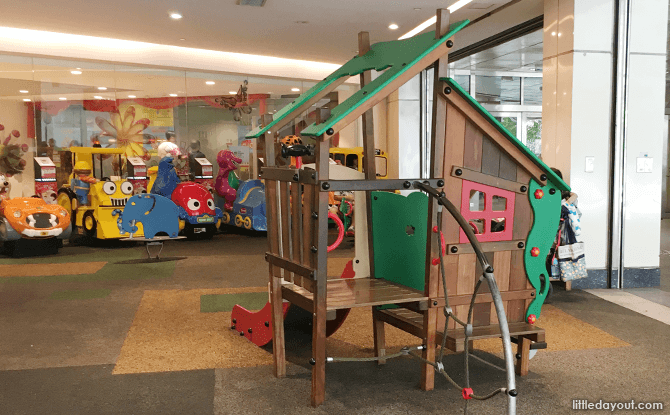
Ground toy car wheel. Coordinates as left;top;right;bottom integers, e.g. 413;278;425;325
243;217;252;230
82;210;96;238
222;212;230;224
56;188;76;216
234;215;244;227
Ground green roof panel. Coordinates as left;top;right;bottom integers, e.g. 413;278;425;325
247;19;469;139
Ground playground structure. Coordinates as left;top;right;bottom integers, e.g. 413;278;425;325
245;10;569;413
328;146;388;178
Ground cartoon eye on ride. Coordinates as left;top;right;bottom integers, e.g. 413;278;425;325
120;181;134;195
103;181;117;195
187;199;201;210
207;199;215;210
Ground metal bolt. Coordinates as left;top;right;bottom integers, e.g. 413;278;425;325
530;291;535;297
373;196;378;200
312;172;317;179
486;266;494;273
437;179;444;187
311;246;317;253
455;168;462;176
362;91;367;95
248;328;253;333
444;86;452;94
239;332;245;336
515;353;521;360
309;358;316;366
433;301;438;306
322;182;330;190
520;185;527;192
403;181;411;189
517;242;525;249
549;188;556;195
326;128;334;135
293;174;299;182
232;318;237;324
264;321;270;327
446;40;454;48
540;174;547;181
440;191;446;198
509;389;518;397
402;63;407;66
312;212;318;219
450;246;458;253
231;325;236;330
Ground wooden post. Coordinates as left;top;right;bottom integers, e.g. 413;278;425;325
422;8;450;392
515;336;531;376
311;120;331;406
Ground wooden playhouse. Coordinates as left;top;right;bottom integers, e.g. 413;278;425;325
245;10;569;408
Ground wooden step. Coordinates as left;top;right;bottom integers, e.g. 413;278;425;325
282;278;429;313
376;308;545;352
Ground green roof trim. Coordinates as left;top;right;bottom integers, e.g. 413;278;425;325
246;19;469;139
441;77;570;192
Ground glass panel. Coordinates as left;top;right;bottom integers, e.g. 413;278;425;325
525;116;542;156
523;77;542;105
491;218;506;233
469;219;485;234
469;190;485;211
492;195;507;211
375;155;387;177
494;116;518;138
475;75;521;104
453;75;470;94
345;154;359;170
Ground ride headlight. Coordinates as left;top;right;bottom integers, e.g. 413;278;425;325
13;209;21;218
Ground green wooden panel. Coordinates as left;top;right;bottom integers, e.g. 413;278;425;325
524;180;562;320
371;191;428;293
246;20;469;139
441;77;570;193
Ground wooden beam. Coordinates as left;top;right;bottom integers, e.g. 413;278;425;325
451;166;529;194
431;288;535;307
446;240;526;255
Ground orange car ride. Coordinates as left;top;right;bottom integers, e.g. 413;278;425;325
0;197;72;241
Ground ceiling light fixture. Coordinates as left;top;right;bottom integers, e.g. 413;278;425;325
388;23;399;30
19;90;28;93
94;96;103;99
98;86;107;90
179;38;186;41
169;12;182;20
71;70;82;75
206;81;215;85
128;95;136;98
22;98;31;102
169;93;178;97
228;90;237;94
291;87;300;92
398;0;473;40
59;97;67;101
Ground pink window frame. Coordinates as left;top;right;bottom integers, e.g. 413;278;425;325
459;180;515;243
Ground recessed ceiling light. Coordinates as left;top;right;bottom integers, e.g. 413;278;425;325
414;8;421;11
98;87;107;90
388;23;399;30
399;0;473;40
169;93;178;97
59;97;67;101
19;90;29;93
295;21;309;24
128;95;136;98
23;98;31;102
291;87;300;92
206;81;215;85
179;38;186;41
228;91;237;94
94;96;103;99
170;12;182;20
71;70;82;75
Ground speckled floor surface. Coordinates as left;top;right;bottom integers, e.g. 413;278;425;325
0;229;668;414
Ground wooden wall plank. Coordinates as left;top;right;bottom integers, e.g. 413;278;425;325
490;250;511;325
498;151;518;182
463;121;483;172
481;136;501;177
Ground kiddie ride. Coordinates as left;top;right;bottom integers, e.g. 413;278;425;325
0;174;72;256
214;149;266;231
57;147;147;239
149;153;223;239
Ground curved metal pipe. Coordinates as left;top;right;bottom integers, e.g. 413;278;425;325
414;181;516;414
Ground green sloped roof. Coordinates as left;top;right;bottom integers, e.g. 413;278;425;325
441;77;570;192
246;19;469;139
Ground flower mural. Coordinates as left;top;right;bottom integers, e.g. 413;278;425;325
95;106;151;160
0;123;28;176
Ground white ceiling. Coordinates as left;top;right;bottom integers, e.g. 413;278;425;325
0;0;514;63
